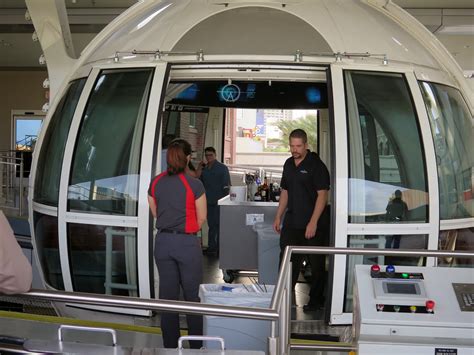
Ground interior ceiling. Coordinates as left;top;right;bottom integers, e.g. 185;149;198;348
0;0;472;72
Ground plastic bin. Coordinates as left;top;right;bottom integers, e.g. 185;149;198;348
254;224;280;285
199;284;274;352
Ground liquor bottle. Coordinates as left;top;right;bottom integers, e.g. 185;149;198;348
273;183;281;202
261;176;270;202
254;187;262;202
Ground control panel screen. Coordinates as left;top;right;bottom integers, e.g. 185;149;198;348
386;282;418;295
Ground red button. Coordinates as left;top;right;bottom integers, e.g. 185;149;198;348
371;264;380;272
426;300;435;311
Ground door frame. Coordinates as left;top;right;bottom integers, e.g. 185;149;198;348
328;62;439;324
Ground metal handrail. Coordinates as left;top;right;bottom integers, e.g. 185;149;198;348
21;289;279;320
13;247;474;355
0;152;24;214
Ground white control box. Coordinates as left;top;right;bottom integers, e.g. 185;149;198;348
354;265;474;355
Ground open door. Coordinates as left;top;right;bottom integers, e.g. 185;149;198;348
328;63;439;324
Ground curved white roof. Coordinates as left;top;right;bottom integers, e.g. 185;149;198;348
66;0;470;108
83;1;438;66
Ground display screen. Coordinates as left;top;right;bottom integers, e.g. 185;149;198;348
386;282;418;294
167;81;328;109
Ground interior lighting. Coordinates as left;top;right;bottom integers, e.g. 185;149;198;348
0;39;12;47
197;49;204;62
294;50;302;62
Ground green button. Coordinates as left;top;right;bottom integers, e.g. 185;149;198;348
402;273;409;278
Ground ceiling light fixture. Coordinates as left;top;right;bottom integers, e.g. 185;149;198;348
0;39;12;47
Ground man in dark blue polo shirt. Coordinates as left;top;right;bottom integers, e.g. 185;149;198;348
197;147;231;256
273;129;330;311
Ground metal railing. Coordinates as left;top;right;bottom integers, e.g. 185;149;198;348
15;247;474;354
0;151;25;215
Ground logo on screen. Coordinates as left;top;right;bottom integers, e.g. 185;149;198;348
219;84;241;102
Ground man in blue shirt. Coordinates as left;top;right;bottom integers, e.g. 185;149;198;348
197;147;231;256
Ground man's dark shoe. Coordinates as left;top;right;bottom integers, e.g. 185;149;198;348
303;301;324;312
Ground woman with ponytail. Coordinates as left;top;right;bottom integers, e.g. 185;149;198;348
148;138;206;349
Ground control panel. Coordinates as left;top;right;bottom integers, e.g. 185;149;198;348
370;264;432;313
354;265;474;355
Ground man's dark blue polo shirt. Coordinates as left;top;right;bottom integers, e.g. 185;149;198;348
281;151;330;229
200;161;231;205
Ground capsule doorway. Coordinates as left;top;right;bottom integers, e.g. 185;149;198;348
156;63;334;323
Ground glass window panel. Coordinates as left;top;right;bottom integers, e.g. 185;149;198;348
34;79;86;206
345;71;428;223
438;228;474;267
419;82;473;219
33;212;64;290
67;223;138;296
343;234;428;313
162;107;208;161
15;118;43;151
68;69;153;215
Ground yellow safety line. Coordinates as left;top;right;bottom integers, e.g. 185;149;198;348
290;338;352;346
0;310;350;346
0;310;163;335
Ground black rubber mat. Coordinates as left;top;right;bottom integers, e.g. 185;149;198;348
291;333;339;342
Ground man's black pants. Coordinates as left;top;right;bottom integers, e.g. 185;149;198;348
279;226;329;305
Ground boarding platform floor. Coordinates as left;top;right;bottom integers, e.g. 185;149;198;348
2;217;351;353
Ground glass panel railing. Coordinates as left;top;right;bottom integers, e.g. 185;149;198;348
67;223;138;296
33;212;64;290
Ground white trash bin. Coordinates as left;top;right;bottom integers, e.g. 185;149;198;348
254;224;280;285
199;284;274;352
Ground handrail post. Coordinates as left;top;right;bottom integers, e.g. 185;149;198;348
19;153;24;215
268;335;278;355
284;259;292;355
0;158;4;204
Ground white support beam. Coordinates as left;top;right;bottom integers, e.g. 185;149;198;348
25;0;77;101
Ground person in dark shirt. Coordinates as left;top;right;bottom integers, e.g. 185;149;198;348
385;189;408;249
148;139;207;349
197;147;231;256
273;129;330;312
